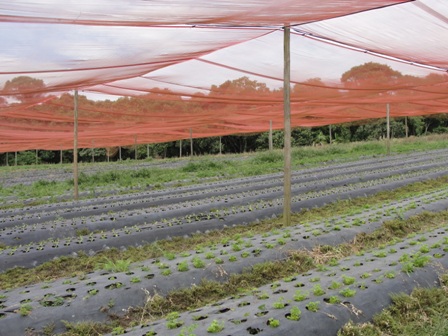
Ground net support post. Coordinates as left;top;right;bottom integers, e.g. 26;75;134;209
386;103;391;155
73;90;79;201
190;129;193;158
283;25;292;227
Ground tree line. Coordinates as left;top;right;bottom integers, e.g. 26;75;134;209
1;114;447;166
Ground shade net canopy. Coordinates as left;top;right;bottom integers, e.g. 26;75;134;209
0;0;447;152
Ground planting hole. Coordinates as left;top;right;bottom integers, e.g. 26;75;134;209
66;288;76;292
255;311;268;317
238;301;250;307
273;289;288;294
230;318;247;324
247;327;263;335
145;274;155;280
105;282;123;289
218;307;231;313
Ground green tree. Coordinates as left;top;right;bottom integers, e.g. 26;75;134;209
341;62;402;88
2;76;46;102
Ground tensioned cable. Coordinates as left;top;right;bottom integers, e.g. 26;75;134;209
290;28;448;73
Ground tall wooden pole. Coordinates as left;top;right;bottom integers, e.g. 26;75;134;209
405;116;408;138
179;140;182;158
35;149;38;165
119;146;122;161
283;25;292;226
73;90;79;201
15;151;17;166
269;120;273;151
134;135;138;160
190;129;193;158
91;140;95;163
219;136;222;155
147;144;150;159
5;152;8;166
329;125;333;144
60;149;63;164
386;103;391;156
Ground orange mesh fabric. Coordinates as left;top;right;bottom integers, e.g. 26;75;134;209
0;0;447;151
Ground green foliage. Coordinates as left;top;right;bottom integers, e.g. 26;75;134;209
177;261;189;272
312;284;326;296
306;301;320;312
339;288;357;298
192;257;205;269
97;258;131;272
293;290;308;302
287;306;302;321
207;319;224;333
18;303;33;316
338;284;448;336
273;297;286;309
342;275;356;285
267;318;280;328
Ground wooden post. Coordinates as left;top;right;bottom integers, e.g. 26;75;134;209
35;149;38;165
119;146;122;161
147;144;150;159
73;90;79;201
405;116;408;138
329;125;333;144
386;103;391;156
91;140;95;163
269;120;273;151
283;25;292;227
5;152;8;166
134;135;138;160
190;129;193;158
179;140;182;158
15;151;17;166
219;136;222;155
60;149;63;164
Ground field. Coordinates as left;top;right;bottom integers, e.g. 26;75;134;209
1;136;448;336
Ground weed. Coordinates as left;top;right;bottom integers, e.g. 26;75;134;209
97;258;131;273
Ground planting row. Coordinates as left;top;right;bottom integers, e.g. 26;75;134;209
1;150;447;230
108;225;448;336
1;167;447;270
1;189;447;334
2;148;447;217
